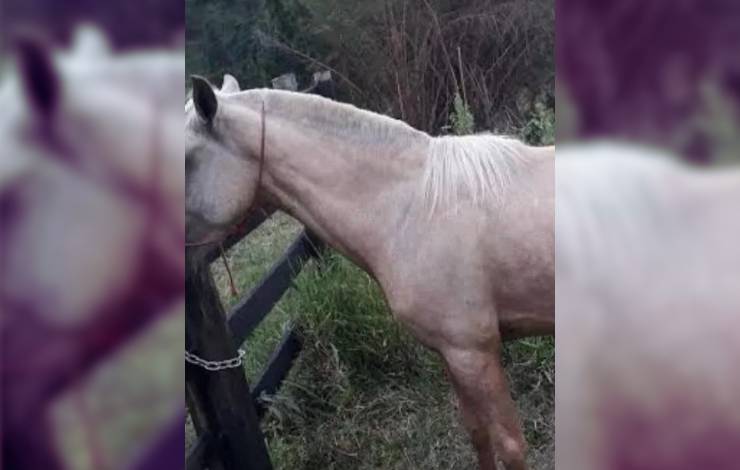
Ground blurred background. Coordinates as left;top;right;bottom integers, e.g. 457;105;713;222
557;0;740;162
1;1;183;49
1;1;184;469
556;1;740;469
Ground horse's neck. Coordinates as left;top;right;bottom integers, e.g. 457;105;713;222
261;118;428;272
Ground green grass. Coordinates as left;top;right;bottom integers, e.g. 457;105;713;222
198;212;554;469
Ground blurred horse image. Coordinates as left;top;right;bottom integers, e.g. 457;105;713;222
0;28;184;468
556;142;740;470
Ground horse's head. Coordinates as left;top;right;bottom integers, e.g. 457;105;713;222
185;74;262;246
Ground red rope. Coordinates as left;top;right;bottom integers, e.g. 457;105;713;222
220;245;239;297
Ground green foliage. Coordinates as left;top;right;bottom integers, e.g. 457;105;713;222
449;92;475;135
185;0;317;87
521;99;555;146
185;0;263;85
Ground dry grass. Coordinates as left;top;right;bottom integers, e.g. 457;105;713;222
297;0;554;134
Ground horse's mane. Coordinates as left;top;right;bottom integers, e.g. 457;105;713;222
251;90;535;212
424;134;529;214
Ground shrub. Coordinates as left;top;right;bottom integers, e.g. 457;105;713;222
521;98;555;145
448;92;475;135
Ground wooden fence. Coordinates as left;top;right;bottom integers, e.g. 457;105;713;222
185;72;333;470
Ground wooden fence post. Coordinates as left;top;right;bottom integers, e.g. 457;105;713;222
185;262;272;470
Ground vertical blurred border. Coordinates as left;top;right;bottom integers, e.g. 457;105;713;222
556;1;740;469
1;1;184;469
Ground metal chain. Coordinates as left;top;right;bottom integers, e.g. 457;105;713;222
184;349;246;371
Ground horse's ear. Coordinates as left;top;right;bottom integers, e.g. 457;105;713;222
13;34;59;118
191;75;217;124
221;74;240;93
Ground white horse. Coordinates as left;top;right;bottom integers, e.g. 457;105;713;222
1;31;184;468
185;75;554;470
556;142;740;470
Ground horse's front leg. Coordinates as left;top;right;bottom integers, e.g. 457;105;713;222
442;343;528;470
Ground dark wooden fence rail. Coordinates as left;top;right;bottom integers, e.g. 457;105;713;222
186;72;332;470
